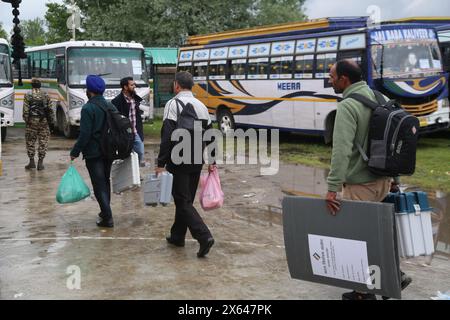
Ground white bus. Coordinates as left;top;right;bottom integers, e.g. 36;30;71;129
179;17;450;142
0;38;14;142
14;41;153;138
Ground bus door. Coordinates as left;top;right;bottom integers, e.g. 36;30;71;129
292;54;317;131
270;56;295;130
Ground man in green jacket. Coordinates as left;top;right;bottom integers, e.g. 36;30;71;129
326;60;411;300
70;75;116;228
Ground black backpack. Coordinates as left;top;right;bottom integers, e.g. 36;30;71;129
175;98;206;131
173;99;209;165
92;101;134;160
348;90;420;177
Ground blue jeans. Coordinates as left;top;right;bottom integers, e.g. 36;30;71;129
133;134;144;164
85;157;113;220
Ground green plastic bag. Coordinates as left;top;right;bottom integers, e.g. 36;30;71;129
56;165;91;204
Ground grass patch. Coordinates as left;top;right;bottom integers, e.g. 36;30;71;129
143;120;450;192
401;130;450;192
143;117;163;138
280;130;450;192
279;133;332;169
144;118;218;140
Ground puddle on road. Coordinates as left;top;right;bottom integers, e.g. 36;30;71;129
1;128;449;258
268;164;450;258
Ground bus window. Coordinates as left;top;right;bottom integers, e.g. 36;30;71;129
48;59;56;78
337;50;365;76
372;41;443;79
443;47;450;72
294;54;314;79
178;62;193;74
47;50;56;78
209;60;227;80
31;52;41;77
20;58;30;79
56;55;65;84
67;47;148;86
0;50;12;85
315;53;336;78
193;62;208;81
41;50;49;78
230;59;246;80
337;51;363;65
270;56;293;79
248;57;269;80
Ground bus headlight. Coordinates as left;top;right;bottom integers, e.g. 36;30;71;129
69;94;85;109
0;94;14;109
142;94;150;106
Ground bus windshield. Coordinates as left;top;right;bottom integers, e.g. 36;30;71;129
372;40;443;79
0;45;12;85
67;47;148;86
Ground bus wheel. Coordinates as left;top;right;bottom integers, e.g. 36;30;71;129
62;114;78;139
56;109;65;134
1;127;6;143
217;109;235;135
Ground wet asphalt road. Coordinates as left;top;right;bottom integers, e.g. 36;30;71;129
0;127;449;300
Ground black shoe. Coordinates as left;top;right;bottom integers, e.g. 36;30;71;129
37;159;45;171
400;272;412;290
96;217;114;228
342;291;377;300
98;212;108;219
25;159;36;170
166;236;185;247
382;272;412;300
197;238;214;258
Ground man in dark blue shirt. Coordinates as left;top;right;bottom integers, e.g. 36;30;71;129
71;75;116;228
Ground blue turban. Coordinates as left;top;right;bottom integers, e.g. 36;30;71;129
86;75;106;94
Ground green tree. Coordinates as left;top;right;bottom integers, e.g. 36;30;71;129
21;18;47;46
0;22;8;39
251;0;307;26
45;2;72;43
67;0;307;46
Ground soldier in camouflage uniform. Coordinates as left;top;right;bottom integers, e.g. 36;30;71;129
23;79;55;171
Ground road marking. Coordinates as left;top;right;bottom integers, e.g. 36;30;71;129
0;237;285;249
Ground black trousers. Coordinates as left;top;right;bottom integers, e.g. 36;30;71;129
170;171;212;242
85;157;113;219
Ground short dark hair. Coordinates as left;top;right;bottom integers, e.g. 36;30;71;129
175;71;194;90
336;59;362;84
120;77;134;89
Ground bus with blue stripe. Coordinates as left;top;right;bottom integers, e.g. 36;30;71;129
0;38;14;142
178;17;449;142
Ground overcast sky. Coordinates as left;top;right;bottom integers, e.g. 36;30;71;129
1;0;449;34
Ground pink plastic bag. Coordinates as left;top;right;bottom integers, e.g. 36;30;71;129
199;167;224;211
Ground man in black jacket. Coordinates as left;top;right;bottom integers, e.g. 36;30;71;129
156;71;216;258
112;77;146;167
